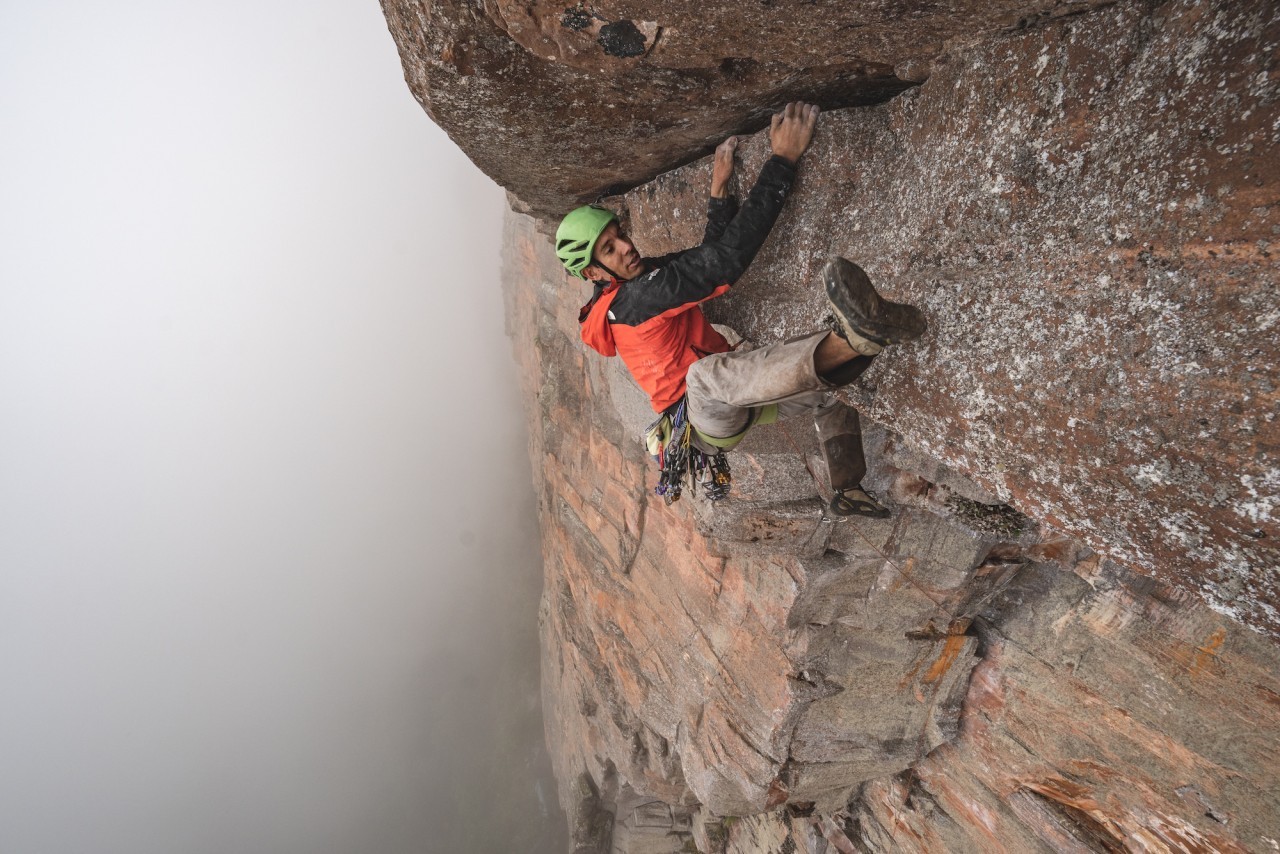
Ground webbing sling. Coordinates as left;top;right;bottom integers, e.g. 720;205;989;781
691;404;779;450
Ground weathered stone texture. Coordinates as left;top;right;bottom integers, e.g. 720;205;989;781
617;0;1279;637
485;0;1279;850
505;210;993;826
724;552;1280;853
381;0;1117;218
505;176;1279;854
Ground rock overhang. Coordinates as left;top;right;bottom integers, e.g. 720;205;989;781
381;0;1122;219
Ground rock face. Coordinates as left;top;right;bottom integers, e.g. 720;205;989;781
380;0;1115;218
615;0;1280;638
504;204;1005;845
505;188;1280;846
440;0;1278;849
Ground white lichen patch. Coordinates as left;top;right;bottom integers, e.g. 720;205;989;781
1129;460;1172;489
1236;470;1279;524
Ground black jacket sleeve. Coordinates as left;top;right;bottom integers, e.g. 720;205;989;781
701;195;739;245
645;195;740;270
609;156;796;324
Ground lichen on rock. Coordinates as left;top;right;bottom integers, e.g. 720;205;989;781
615;0;1279;638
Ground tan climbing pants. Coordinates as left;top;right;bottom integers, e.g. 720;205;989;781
684;330;872;492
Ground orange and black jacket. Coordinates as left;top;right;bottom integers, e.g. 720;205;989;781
578;155;796;413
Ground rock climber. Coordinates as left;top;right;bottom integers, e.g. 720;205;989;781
555;101;926;516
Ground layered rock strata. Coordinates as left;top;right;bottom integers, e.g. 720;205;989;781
446;0;1280;848
494;0;1280;847
505;188;1280;849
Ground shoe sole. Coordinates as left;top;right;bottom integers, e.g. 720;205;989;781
828;489;891;519
822;258;926;346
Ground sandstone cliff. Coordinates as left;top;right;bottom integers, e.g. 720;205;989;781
389;0;1279;849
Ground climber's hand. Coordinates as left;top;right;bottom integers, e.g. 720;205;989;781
710;136;738;199
770;101;820;165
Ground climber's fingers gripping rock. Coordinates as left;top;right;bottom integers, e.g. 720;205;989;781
769;101;820;165
711;136;738;199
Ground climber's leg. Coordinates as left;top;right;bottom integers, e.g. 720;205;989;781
685;330;832;441
686;330;890;515
684;258;922;510
813;400;889;518
769;387;888;517
687;255;925;441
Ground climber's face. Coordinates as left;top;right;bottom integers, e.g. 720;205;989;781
585;223;644;281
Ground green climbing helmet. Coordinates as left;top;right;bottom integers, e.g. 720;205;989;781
556;205;618;279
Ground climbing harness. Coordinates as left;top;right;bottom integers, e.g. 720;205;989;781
690;403;779;450
646;399;782;504
646;399;734;504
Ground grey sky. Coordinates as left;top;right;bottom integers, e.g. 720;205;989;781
1;2;559;852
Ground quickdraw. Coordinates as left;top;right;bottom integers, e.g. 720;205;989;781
647;399;732;505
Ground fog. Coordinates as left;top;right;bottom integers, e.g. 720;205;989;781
1;2;563;852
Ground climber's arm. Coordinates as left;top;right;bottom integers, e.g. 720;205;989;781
710;136;737;200
701;196;739;246
656;102;818;299
614;103;819;322
702;136;740;244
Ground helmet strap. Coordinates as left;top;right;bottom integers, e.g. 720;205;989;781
589;260;622;282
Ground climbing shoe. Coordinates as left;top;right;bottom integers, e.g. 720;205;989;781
828;488;891;519
822;258;927;355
